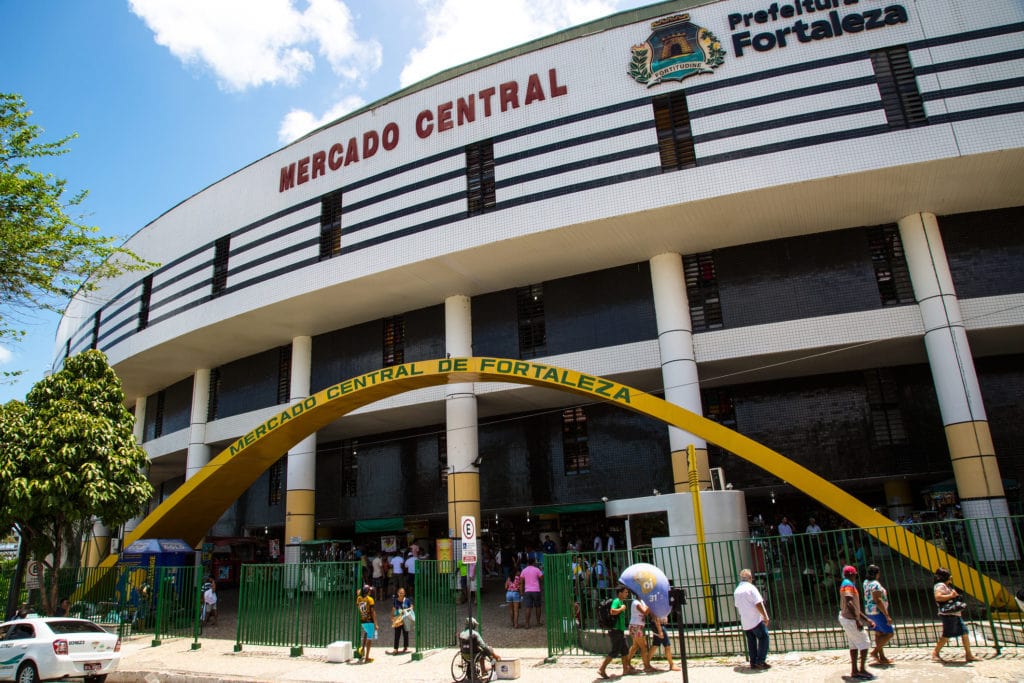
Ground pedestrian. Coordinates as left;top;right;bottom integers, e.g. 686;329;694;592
626;593;657;673
838;565;875;680
371;551;385;598
733;568;771;671
805;517;822;534
505;568;523;628
54;598;71;617
356;584;377;663
862;564;895;665
520;556;544;629
386;586;412;655
777;516;794;561
597;583;635;679
389;551;405;594
404;551;416;597
202;580;218;627
651;613;678;671
931;567;978;663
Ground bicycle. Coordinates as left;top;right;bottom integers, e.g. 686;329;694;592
450;649;496;682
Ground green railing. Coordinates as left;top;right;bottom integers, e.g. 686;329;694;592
151;565;203;646
234;561;361;656
412;559;484;654
546;516;1024;659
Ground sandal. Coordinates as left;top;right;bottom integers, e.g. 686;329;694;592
597;670;609;679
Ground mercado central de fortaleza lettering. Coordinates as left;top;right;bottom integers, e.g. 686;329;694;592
227;358;634;455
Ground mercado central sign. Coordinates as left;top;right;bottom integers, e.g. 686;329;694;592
230;357;631;454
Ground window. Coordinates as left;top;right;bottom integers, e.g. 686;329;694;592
319;189;343;260
702;388;736;463
562;407;590;474
153;390;166;439
516;284;546;359
277;345;291;404
383;316;405;367
138;275;153;331
268;457;285;506
466;139;496;216
341;440;358;496
684;252;723;331
652;90;696;171
868;225;915;306
212;236;230;296
870;45;927;129
865;370;907;446
206;368;220;422
439;431;448;487
91;310;101;349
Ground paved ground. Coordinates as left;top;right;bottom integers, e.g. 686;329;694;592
108;637;1024;682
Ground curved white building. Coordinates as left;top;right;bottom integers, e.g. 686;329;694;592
57;0;1024;555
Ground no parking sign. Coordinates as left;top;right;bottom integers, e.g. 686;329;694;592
460;515;477;564
26;561;41;590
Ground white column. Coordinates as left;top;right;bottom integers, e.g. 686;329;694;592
285;337;315;565
185;369;212;480
650;253;710;491
445;295;480;538
898;213;1013;559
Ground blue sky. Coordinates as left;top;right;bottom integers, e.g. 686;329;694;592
1;0;652;403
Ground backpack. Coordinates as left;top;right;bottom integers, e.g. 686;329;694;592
597;597;616;628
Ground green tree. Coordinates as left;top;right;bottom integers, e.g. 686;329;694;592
0;92;153;372
0;350;154;614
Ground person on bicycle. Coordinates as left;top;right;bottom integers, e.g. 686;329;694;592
459;617;501;677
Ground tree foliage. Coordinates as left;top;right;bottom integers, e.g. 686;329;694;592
0;350;153;612
0;92;154;357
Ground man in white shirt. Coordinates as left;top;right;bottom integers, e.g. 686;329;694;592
806;517;822;534
390;552;405;594
404;552;417;597
371;553;384;597
734;569;770;670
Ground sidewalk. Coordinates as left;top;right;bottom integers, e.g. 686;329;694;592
108;636;1024;682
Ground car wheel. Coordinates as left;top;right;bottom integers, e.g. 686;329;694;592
84;676;108;683
16;662;38;683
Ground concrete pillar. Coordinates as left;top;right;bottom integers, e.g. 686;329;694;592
898;212;1014;559
445;295;481;538
650;253;711;491
285;337;315;565
185;369;212;480
81;519;110;568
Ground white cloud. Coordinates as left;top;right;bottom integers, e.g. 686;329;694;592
399;0;622;87
278;94;367;143
129;0;382;92
0;345;12;367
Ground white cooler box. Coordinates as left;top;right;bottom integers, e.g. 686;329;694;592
326;641;353;662
495;658;520;679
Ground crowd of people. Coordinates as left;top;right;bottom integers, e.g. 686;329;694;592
731;563;980;679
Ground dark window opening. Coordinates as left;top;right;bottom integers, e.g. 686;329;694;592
277;345;292;405
702;388;736;463
653;90;696;171
268;457;285;506
865;369;908;447
341;440;358;496
319;190;343;260
684;252;723;331
466;139;496;216
562;407;590;475
207;368;221;422
91;311;101;350
870;45;927;129
439;432;449;487
383;316;405;367
138;275;153;331
154;390;166;439
516;284;546;359
868;225;915;306
212;236;230;296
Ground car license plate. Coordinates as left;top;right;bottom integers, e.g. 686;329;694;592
84;663;101;672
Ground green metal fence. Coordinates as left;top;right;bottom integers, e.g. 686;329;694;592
234;561;361;656
411;559;484;655
546;516;1024;660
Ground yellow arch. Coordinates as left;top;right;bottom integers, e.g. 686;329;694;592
104;357;1013;607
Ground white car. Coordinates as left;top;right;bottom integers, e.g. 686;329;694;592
0;618;120;683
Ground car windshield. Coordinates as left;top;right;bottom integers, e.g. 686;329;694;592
47;620;107;635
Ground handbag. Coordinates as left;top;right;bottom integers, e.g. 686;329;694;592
938;598;967;615
391;613;405;628
402;607;416;626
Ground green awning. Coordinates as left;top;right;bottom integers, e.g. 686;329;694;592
528;501;605;515
355;517;405;533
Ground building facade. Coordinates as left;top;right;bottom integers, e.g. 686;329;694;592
56;0;1024;552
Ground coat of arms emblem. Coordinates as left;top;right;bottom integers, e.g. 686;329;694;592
629;13;725;87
